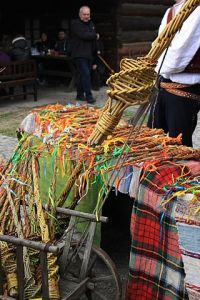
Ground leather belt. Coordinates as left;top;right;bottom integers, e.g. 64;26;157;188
160;82;200;101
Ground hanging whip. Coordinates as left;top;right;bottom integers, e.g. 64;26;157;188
97;54;115;75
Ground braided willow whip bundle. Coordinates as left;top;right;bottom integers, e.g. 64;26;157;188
57;160;83;207
0;241;18;297
0;155;31;297
32;156;60;299
88;0;200;145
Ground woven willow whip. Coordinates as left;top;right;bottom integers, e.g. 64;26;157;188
32;156;60;299
88;0;200;145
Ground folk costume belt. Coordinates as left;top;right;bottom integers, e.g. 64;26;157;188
160;81;200;101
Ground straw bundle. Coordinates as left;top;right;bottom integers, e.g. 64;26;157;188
88;0;200;145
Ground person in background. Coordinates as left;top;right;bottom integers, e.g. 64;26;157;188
10;34;31;61
70;5;99;104
0;50;11;96
9;34;31;97
35;32;50;55
54;29;68;55
147;0;200;147
34;32;51;85
0;49;11;65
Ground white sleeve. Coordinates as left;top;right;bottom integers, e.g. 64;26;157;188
159;7;200;75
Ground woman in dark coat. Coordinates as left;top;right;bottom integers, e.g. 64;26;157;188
11;34;31;61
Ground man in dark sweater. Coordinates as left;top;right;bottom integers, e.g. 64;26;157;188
54;29;68;55
70;6;99;104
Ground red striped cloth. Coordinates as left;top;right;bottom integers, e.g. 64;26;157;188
127;162;192;300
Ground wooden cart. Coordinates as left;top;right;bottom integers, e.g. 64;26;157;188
0;207;122;300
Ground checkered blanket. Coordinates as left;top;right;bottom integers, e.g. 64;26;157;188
127;162;193;300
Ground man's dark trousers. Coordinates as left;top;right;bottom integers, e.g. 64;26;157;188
74;58;93;101
147;82;200;147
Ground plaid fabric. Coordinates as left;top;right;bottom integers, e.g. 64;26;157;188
127;162;190;300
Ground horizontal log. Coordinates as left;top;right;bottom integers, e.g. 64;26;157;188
121;0;173;4
118;41;151;56
118;16;161;30
118;30;158;43
120;3;168;16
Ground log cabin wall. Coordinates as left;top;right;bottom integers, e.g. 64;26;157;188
116;0;174;67
93;9;118;74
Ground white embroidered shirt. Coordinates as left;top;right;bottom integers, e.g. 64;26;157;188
156;0;200;84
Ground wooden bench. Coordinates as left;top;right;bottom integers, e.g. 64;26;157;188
0;59;37;101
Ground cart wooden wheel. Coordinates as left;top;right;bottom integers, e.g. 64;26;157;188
59;244;122;300
85;245;122;300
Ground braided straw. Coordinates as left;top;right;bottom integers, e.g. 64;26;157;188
57;160;83;207
32;156;50;242
48;253;60;300
88;0;200;145
32;156;60;299
0;241;18;297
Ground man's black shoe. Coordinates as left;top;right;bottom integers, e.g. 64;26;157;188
76;97;86;102
87;98;96;104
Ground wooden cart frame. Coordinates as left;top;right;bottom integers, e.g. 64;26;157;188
0;207;123;300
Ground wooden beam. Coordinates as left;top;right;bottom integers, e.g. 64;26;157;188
118;30;158;43
118;42;151;56
118;16;161;31
0;235;59;254
121;0;173;4
56;207;108;223
120;3;168;16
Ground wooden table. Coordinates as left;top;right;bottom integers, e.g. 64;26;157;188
32;54;76;91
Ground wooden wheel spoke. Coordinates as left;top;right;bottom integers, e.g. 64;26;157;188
90;275;113;283
89;289;109;300
87;255;97;273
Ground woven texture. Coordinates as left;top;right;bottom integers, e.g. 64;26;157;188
88;0;200;145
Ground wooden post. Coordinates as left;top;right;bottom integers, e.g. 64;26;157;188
16;245;24;300
40;251;49;300
80;222;96;280
0;260;4;295
60;215;76;275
